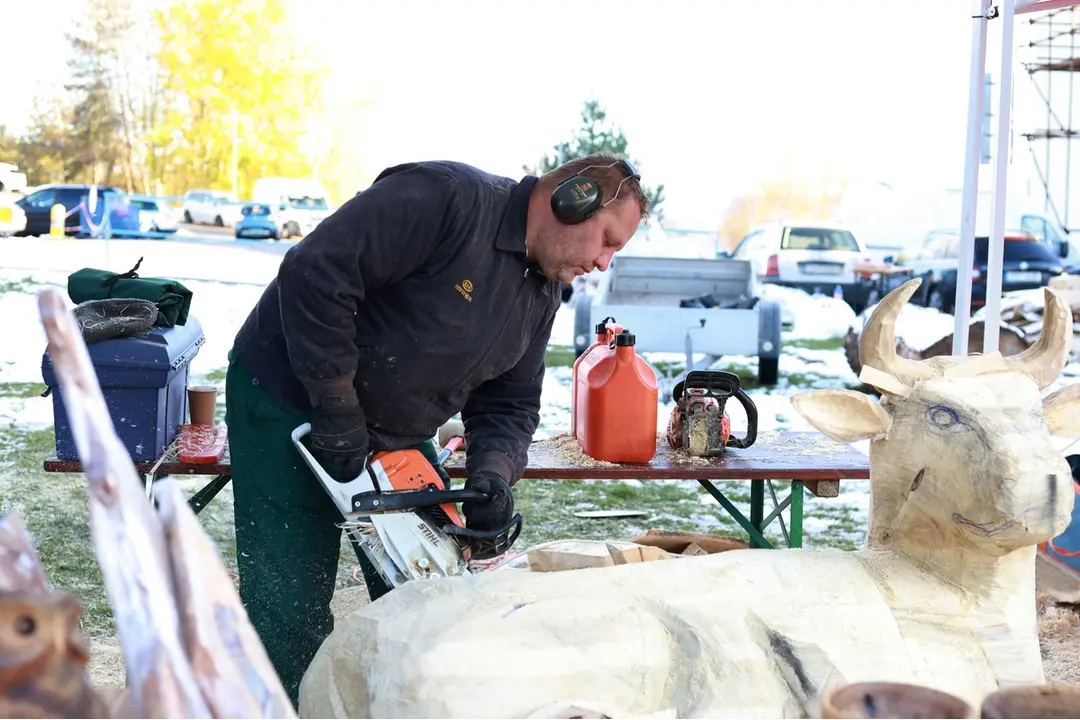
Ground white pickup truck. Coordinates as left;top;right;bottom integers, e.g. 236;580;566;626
0;162;28;193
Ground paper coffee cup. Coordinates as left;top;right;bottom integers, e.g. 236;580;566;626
188;385;218;426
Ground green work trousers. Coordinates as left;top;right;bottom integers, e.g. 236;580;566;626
224;349;450;708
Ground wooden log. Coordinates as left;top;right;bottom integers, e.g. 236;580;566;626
0;591;112;718
155;480;295;718
36;288;212;718
0;513;111;718
0;513;52;596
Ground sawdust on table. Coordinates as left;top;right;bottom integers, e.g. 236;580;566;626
547;433;619;467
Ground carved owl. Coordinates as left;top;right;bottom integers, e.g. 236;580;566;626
0;591;109;719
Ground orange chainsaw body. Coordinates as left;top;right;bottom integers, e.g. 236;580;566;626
369;448;466;528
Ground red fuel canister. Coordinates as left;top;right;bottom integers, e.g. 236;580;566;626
570;316;621;433
573;328;658;463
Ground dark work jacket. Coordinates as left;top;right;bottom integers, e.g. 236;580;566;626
232;160;562;485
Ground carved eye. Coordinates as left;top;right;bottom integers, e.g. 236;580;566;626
927;404;963;430
14;615;34;636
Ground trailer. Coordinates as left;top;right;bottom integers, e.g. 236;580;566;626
573;255;783;401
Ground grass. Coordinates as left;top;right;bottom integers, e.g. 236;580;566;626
510;477;866;551
0;331;870;656
0;276;63;295
0;382;47;399
545;345;576;368
0;416;369;642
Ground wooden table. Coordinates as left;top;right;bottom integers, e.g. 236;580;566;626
44;430;869;549
444;430;869;549
44;444;232;516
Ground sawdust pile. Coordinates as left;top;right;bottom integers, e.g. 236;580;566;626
547;433;618;467
1038;591;1080;685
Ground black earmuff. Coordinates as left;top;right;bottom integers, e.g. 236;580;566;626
550;158;640;225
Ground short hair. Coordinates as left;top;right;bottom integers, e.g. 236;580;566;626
538;152;651;223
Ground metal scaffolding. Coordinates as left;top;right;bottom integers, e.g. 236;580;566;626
954;0;1080;358
1021;4;1080;234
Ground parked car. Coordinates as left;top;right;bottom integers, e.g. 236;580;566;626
0;195;27;236
902;229;1066;313
181;189;244;227
128;194;179;234
14;184;138;236
726;220;872;309
234;202;281;240
252;177;333;238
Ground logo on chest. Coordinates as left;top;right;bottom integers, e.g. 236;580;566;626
455;279;474;302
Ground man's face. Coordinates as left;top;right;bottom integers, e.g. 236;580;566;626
533;198;642;284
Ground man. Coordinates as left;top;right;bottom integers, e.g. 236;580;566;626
224;151;649;704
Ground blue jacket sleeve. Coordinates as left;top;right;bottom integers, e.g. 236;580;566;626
460;310;556;485
276;163;461;402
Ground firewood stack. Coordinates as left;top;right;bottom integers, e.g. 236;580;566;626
0;288;295;719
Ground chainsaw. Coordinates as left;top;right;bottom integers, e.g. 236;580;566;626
666;370;758;457
290;423;523;591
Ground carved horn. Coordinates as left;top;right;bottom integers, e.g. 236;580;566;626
859;277;937;388
1003;286;1071;390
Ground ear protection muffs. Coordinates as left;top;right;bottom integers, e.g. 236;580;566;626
550;158;641;225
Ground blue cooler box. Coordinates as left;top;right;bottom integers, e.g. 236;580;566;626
41;317;205;462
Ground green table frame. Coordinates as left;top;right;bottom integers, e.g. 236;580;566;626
444;430;870;549
44;430;869;549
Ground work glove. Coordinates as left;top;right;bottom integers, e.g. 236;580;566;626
462;470;514;532
310;391;370;482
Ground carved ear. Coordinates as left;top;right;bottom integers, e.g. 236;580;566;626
790;389;892;443
1042;383;1080;438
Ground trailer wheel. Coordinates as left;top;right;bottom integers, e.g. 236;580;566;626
758;357;779;386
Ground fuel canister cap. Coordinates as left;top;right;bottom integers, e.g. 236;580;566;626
614;330;636;347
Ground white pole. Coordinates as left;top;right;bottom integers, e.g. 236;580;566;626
984;0;1016;355
954;0;992;356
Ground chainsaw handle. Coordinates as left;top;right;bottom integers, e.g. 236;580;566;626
726;387;758;449
349;487;491;513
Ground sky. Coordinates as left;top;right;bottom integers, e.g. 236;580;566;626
3;0;1078;230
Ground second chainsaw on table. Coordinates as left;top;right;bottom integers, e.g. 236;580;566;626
291;424;523;592
666;370;758;457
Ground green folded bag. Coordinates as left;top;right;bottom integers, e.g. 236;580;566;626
67;256;193;328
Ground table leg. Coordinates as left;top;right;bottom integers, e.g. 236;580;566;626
789;480;804;548
698;480;772;549
750;480;765;548
187;475;232;515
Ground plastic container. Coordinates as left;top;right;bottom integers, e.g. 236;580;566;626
573;328;658;463
42;317;205;461
571;316;621;433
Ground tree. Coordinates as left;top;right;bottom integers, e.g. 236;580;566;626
64;0;140;188
0;98;78;186
525;99;665;221
152;0;328;199
717;177;848;251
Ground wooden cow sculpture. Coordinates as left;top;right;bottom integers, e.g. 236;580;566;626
298;278;1080;719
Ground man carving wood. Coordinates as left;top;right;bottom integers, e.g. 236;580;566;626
224;154;649;706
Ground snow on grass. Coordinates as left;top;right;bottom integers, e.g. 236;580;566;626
0;237;874;567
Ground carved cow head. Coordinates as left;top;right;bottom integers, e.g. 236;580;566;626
792;278;1080;553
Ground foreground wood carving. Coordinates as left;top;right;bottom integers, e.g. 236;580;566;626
0;288;294;718
298;277;1080;719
